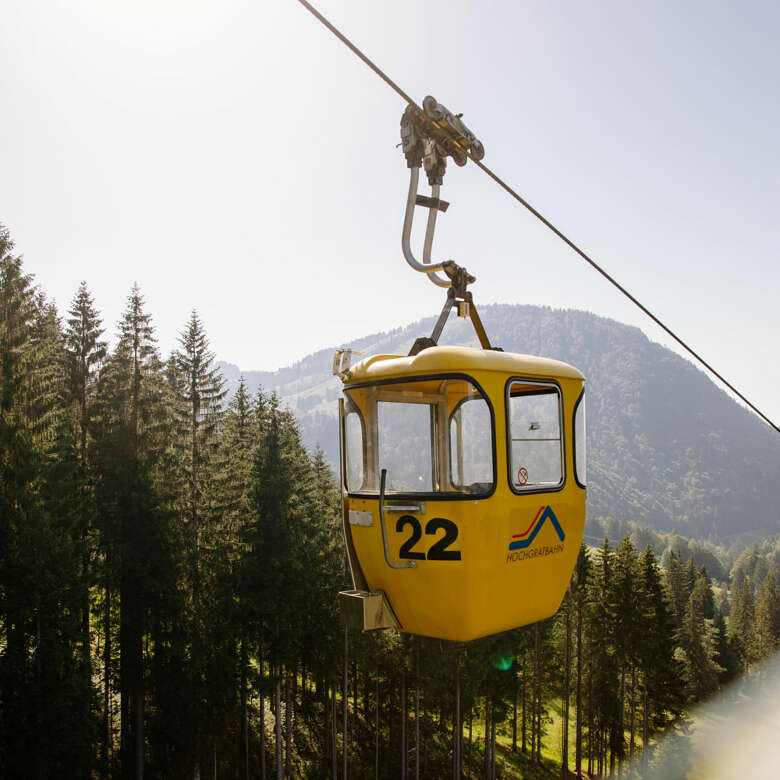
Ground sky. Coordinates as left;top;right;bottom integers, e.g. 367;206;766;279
1;0;778;427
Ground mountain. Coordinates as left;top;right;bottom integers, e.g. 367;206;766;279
218;304;780;543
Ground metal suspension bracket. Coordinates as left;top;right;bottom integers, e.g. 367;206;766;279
408;282;498;356
400;96;499;355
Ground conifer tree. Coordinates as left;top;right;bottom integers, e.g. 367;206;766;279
0;229;96;777
220;376;257;777
683;557;698;602
554;586;574;777
637;546;681;737
571;543;590;779
246;394;314;776
584;540;619;776
94;284;170;779
675;599;722;702
300;446;345;684
169;310;229;774
690;567;715;621
673;565;723;702
712;610;738;683
172;310;227;544
63;282;106;688
0;230;43;508
664;551;688;630
728;578;755;671
171;311;227;599
0;233;46;775
753;571;779;661
610;536;640;769
64;282;107;470
219;376;255;529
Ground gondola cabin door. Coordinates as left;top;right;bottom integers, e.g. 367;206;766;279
338;346;586;642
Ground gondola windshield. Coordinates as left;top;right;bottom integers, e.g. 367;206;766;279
342;376;494;497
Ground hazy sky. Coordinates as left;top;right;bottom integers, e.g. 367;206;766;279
2;0;778;426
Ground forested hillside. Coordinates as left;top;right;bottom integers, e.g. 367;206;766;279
220;304;780;544
2;223;779;779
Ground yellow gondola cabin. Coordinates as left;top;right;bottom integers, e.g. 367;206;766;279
337;345;586;642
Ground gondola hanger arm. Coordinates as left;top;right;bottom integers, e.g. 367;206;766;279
399;98;485;291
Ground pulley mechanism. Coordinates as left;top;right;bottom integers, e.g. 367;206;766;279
399;96;497;355
401;95;485;183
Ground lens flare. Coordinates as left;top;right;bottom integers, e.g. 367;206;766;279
490;651;514;671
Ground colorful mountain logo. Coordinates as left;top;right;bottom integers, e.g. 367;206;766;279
509;506;565;551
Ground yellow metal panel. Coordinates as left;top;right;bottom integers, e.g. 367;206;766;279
341;359;586;642
345;346;585;384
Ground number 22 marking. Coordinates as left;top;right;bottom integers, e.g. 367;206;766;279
396;516;462;561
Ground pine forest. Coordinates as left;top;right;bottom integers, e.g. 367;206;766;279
1;223;779;779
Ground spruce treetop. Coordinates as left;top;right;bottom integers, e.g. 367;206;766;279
174;310;226;417
65;281;107;386
115;283;159;366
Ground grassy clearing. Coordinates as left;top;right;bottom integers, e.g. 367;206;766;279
459;699;569;778
466;697;653;778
